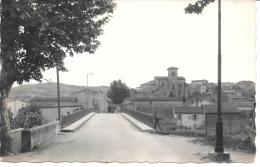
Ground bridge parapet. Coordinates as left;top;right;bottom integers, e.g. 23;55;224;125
61;108;94;128
123;108;154;128
21;121;60;152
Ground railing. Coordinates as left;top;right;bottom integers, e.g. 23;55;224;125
123;108;154;128
61;108;94;128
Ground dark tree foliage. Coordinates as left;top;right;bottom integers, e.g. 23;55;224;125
185;0;215;14
13;105;42;129
0;0;115;154
107;80;130;105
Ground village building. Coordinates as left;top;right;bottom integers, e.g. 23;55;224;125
30;97;83;123
172;104;242;136
6;99;30;117
140;67;187;98
70;88;108;113
189;80;208;94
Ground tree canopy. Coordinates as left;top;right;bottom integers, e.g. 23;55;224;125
185;0;215;14
107;80;130;105
0;0;115;86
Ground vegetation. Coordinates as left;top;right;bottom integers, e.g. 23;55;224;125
0;0;115;154
13;105;42;129
107;80;130;105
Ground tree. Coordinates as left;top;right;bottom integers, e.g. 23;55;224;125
107;80;130;105
185;0;215;14
0;0;115;154
13;105;42;129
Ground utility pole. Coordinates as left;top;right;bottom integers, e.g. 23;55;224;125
86;73;93;109
212;0;230;161
87;72;93;88
56;65;61;121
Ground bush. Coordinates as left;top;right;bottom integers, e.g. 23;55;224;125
194;135;256;153
13;105;42;129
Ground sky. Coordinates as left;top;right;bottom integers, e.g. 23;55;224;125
13;0;256;88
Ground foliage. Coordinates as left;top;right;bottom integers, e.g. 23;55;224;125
185;0;215;14
107;80;130;105
13;105;42;129
0;0;115;85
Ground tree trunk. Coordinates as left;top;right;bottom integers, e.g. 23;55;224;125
0;0;17;155
0;77;14;155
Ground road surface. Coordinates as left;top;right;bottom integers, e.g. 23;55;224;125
1;113;255;163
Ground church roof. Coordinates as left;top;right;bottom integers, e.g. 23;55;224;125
178;76;185;80
167;66;178;70
154;76;168;80
141;80;156;86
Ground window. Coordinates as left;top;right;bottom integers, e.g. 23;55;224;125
173;84;175;90
172;72;175;77
192;114;197;121
177;114;181;120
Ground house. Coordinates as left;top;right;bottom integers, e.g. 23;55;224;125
30;97;83;123
70;88;108;112
173;104;242;136
6;99;30;117
140;66;187;98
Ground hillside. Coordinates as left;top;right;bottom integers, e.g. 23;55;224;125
9;83;109;101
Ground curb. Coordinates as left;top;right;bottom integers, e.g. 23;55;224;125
120;113;155;133
61;112;96;132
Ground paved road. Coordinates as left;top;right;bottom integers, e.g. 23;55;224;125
2;113;255;163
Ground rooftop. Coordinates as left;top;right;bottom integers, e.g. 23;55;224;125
70;88;99;95
154;76;168;80
141;80;156;86
167;66;178;70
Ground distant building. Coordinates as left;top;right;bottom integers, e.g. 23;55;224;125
140;66;186;98
7;99;30;117
173;104;242;136
236;80;255;98
188;79;208;95
30;97;83;123
70;88;108;113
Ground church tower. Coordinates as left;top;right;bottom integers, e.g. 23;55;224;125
167;67;179;97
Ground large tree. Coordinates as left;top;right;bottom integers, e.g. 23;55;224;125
107;80;130;105
185;0;215;14
0;0;115;154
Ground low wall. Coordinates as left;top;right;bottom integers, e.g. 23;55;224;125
10;128;24;153
21;121;60;152
205;113;242;136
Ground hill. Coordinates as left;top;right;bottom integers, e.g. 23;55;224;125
9;83;109;101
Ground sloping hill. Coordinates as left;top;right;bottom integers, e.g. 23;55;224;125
9;83;109;101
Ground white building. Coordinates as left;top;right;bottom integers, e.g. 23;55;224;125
7;99;30;117
70;88;108;112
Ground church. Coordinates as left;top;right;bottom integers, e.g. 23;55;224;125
140;67;187;98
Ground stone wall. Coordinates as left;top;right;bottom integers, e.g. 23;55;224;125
205;113;242;136
21;121;60;152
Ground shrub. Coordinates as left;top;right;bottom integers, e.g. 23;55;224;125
13;105;42;129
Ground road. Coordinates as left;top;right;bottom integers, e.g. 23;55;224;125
1;113;255;163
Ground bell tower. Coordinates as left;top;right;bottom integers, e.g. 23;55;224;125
167;67;178;97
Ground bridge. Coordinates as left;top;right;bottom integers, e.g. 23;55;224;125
1;111;254;163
